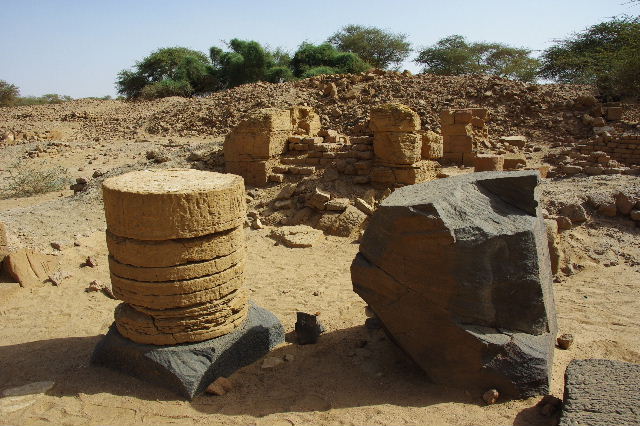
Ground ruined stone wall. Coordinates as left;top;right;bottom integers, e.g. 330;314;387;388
578;134;640;166
441;108;489;166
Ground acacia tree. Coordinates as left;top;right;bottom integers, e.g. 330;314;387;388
539;16;640;99
291;42;371;78
327;25;411;70
0;80;20;106
116;47;216;99
415;35;540;82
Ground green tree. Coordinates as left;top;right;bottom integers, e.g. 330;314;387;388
539;16;640;100
0;80;20;106
116;47;215;99
210;40;295;87
415;35;540;82
291;42;371;78
327;24;411;70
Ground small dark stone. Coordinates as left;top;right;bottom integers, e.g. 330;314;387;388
295;312;325;345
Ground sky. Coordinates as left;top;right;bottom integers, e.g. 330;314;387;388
1;0;636;98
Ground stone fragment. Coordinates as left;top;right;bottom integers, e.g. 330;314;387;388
354;198;375;216
369;103;421;132
556;216;572;231
108;249;245;282
268;225;322;248
559;359;640;426
92;303;285;399
474;154;504;172
4;249;56;288
537;395;562;417
500;135;527;148
307;188;331;211
106;227;244;268
557;333;574;350
559;204;587;224
325;198;350;212
276;184;296;200
503;154;527;170
483;389;499;405
615;192;636;215
205;377;233;396
630;210;640;221
103;169;246;240
544;219;561;275
351;171;556;398
598;203;617;217
318;206;367;238
261;356;284;369
295;312;325;345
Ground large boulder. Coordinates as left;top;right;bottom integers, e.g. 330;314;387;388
351;171;557;398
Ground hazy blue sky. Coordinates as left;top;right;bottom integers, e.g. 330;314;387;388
1;0;635;98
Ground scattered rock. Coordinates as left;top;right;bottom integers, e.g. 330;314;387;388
483;389;500;405
354;198;375;216
559;204;588;224
295;311;325;345
205;377;233;396
251;218;264;230
325;198;350;212
83;256;98;267
537;395;563;417
50;241;63;251
276;184;296;200
556;216;573;231
557;333;574;350
615;192;636;215
269;225;322;248
597;203;617;217
307;188;331;211
86;280;116;299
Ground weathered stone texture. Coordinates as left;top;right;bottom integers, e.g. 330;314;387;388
103;169;246;240
560;359;640;426
351;171;556;398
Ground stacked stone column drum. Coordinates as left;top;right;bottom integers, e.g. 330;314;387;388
103;169;248;345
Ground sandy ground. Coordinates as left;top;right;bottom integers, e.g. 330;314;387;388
1;137;639;425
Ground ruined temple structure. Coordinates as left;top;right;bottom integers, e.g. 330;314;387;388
224;104;441;188
441;107;489;166
351;170;557;398
92;169;284;399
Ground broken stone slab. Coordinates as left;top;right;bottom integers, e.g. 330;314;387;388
268;225;322;248
351;170;556;398
500;135;527;148
560;359;640;426
92;302;285;400
4;249;58;288
317;206;367;238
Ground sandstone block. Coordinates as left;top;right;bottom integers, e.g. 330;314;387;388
503;154;527;170
269;225;322;248
108;248;245;282
421;131;443;160
454;109;473;124
474;154;504;172
439;110;455;126
442;123;472;136
443;134;474;153
103;169;246;240
351;171;556;398
290;106;321;136
318;205;367;238
500;136;527;148
225;160;272;187
370;103;421;132
4;249;57;288
307;188;331;210
111;270;244;309
606;107;623;121
462;152;477;167
106;227;244;268
373;132;421;165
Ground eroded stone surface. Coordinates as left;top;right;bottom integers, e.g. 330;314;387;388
105;227;244;268
268;225;322;248
351;171;556;398
103;169;246;240
560;359;640;426
108;248;245;282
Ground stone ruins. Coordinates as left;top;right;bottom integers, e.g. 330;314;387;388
351;170;557;398
224;104;441;188
92;168;284;398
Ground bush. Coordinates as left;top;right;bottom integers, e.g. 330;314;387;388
291;42;371;78
539;17;640;100
139;79;193;99
1;164;69;198
0;80;20;106
301;66;339;78
415;35;540;82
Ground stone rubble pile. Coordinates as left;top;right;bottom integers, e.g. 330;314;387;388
102;169;248;345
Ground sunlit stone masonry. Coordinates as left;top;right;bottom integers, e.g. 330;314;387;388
92;169;284;399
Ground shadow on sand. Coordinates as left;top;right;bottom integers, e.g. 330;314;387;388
0;324;547;423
